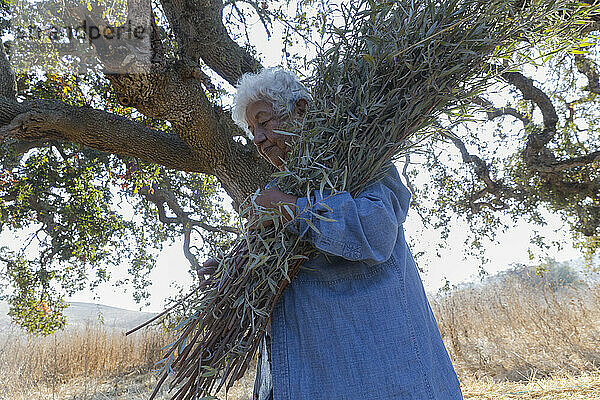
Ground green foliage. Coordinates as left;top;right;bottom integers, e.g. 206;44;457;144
495;257;582;291
412;47;600;267
0;70;233;335
1;249;67;335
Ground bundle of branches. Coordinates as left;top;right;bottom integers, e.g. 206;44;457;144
128;0;597;398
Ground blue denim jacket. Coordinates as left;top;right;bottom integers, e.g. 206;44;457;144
254;164;463;400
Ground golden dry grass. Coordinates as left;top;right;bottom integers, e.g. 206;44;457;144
0;323;172;397
431;279;600;381
7;369;600;400
1;277;600;399
462;372;600;399
0;367;258;400
0;322;255;400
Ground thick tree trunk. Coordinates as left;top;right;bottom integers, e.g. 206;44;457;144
214;144;274;207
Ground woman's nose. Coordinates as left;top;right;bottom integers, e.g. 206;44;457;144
253;126;267;145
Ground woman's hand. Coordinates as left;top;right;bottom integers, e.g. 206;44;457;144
197;258;219;280
248;188;298;229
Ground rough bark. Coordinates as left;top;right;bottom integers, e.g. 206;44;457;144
159;0;261;85
502;71;599;187
0;96;209;172
100;0;273;204
0;42;16;100
574;54;600;94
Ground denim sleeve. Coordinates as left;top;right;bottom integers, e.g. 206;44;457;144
285;166;410;266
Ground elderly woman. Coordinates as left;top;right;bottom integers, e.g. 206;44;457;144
230;67;463;400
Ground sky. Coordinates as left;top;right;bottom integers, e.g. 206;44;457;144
1;1;597;314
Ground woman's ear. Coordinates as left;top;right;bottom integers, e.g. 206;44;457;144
293;98;308;118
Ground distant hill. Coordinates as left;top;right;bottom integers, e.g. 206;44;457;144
0;301;158;332
65;302;158;330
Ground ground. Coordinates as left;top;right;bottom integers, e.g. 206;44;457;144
4;370;600;400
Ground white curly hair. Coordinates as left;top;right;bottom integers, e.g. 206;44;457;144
232;67;312;136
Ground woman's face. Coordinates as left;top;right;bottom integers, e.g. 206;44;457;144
245;98;307;170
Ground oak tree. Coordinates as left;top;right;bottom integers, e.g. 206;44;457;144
0;0;598;334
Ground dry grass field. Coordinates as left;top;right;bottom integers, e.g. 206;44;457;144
5;368;600;399
0;324;172;398
1;273;599;400
431;277;600;381
0;323;256;400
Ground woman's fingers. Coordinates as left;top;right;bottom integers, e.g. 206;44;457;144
202;258;219;268
253;188;298;228
256;188;297;209
255;188;278;208
247;214;274;230
197;258;219;279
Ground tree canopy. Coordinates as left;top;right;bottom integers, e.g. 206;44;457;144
0;0;599;334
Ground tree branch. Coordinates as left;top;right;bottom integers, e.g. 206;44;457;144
471;96;531;126
503;70;600;178
443;132;501;192
401;154;417;198
502;71;558;139
46;0;273;204
139;183;238;270
159;0;262;86
182;223;201;270
0;97;211;173
574;53;600;94
441;131;522;211
0;41;16;100
534;151;600;172
502;71;562;170
141;184;238;233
